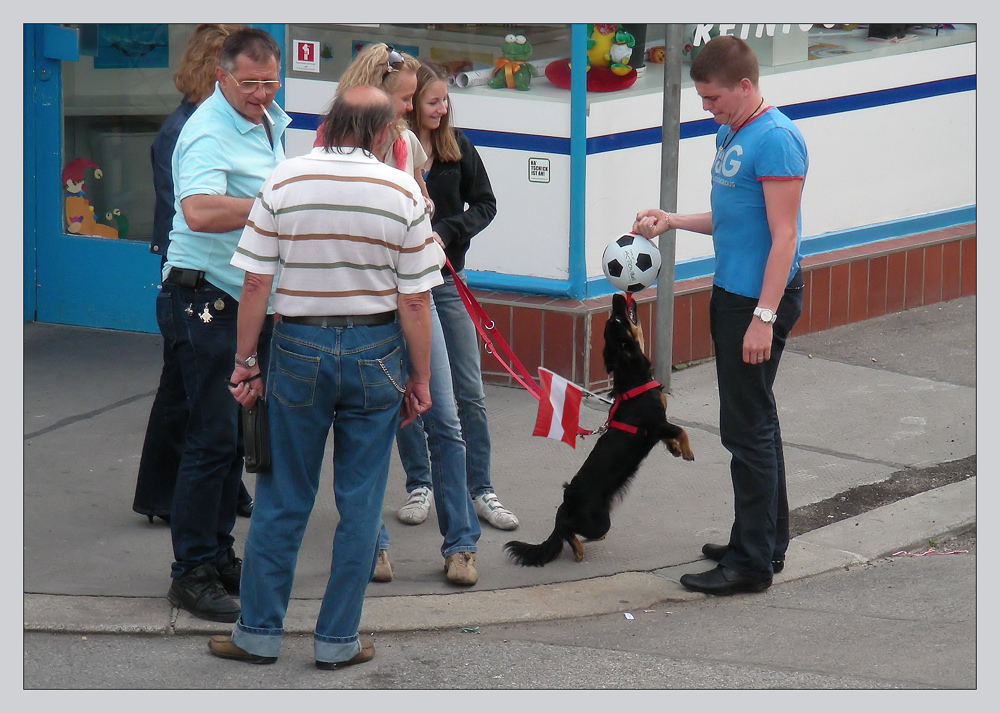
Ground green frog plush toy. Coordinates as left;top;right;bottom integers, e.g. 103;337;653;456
489;33;538;90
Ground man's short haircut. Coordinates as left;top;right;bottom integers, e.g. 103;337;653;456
219;27;281;71
321;88;395;154
689;35;759;88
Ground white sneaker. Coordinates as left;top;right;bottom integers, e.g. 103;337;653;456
473;492;519;530
397;487;433;525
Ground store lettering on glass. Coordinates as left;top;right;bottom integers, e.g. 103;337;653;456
690;24;836;46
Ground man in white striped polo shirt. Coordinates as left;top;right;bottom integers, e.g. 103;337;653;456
210;85;444;670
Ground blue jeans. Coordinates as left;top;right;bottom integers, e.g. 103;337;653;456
710;272;803;578
234;319;404;664
400;272;493;498
380;297;480;556
159;283;271;578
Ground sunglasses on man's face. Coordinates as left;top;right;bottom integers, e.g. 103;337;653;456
227;71;281;94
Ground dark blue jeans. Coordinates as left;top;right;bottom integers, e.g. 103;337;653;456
157;282;271;578
132;306;188;520
710;272;803;578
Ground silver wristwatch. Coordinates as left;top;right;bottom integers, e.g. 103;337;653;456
235;353;258;368
753;307;777;324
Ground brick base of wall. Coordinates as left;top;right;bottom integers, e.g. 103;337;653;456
472;223;976;391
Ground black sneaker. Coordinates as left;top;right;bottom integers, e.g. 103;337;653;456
167;563;240;623
218;549;242;597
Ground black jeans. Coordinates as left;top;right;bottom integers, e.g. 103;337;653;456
710;272;803;578
157;282;272;578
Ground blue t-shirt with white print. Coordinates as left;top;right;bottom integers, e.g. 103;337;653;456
709;107;808;299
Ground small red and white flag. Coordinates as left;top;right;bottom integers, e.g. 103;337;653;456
532;367;583;448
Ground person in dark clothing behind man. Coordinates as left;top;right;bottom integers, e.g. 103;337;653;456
634;35;808;596
133;23;256;525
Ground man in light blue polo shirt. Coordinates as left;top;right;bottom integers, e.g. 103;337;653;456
159;27;290;623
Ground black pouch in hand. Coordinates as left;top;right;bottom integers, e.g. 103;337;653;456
241;398;270;472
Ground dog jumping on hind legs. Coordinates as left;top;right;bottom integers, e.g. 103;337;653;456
504;292;695;567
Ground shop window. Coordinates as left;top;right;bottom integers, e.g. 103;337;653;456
61;23;198;241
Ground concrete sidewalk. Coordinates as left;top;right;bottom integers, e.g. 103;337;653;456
22;296;976;635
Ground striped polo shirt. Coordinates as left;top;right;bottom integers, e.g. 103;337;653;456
231;147;444;317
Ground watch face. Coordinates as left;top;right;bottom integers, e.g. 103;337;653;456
756;308;775;323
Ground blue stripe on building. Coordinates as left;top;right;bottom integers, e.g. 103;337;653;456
287;74;976;156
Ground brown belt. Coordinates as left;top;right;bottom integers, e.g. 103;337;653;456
280;312;397;327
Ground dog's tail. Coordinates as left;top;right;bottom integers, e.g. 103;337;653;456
504;527;567;567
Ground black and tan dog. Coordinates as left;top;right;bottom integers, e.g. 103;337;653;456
505;293;695;567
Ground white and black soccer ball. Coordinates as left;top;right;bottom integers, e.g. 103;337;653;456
602;233;662;293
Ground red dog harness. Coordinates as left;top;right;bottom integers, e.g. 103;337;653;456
602;380;661;436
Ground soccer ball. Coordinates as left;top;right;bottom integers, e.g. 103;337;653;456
602;233;662;293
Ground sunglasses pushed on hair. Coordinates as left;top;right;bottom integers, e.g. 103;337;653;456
383;45;405;78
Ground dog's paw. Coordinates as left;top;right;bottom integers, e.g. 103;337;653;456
665;437;696;461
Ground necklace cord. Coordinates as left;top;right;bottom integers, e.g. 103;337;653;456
721;97;765;151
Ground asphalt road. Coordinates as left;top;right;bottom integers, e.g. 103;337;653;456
23;531;977;695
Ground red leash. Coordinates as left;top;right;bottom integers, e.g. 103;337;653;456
447;263;660;440
446;259;541;400
446;260;597;436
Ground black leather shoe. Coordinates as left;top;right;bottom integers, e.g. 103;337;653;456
680;565;772;596
167;563;241;623
208;635;276;665
701;543;784;574
237;496;253;518
217;549;242;596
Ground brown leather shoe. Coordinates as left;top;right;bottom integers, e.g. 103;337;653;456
207;635;277;664
315;640;375;670
444;552;478;586
372;550;393;582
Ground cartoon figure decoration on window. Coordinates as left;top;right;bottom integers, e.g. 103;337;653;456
62;158;120;239
106;208;129;239
545;24;639;92
488;34;538;90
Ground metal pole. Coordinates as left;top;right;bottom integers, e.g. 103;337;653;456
654;24;684;392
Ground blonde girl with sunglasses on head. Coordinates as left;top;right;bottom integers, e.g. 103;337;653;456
314;43;433;213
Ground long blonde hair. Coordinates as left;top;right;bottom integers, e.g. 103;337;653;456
336;42;420;142
174;24;245;104
406;61;461;163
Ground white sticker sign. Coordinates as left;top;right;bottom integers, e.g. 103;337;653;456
292;40;321;73
528;157;550;184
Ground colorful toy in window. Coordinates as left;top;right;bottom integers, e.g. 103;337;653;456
62;158;119;239
608;28;636;75
106;208;129;239
488;34;538;90
544;24;638;92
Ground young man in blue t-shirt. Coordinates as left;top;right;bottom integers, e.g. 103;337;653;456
634;35;808;595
